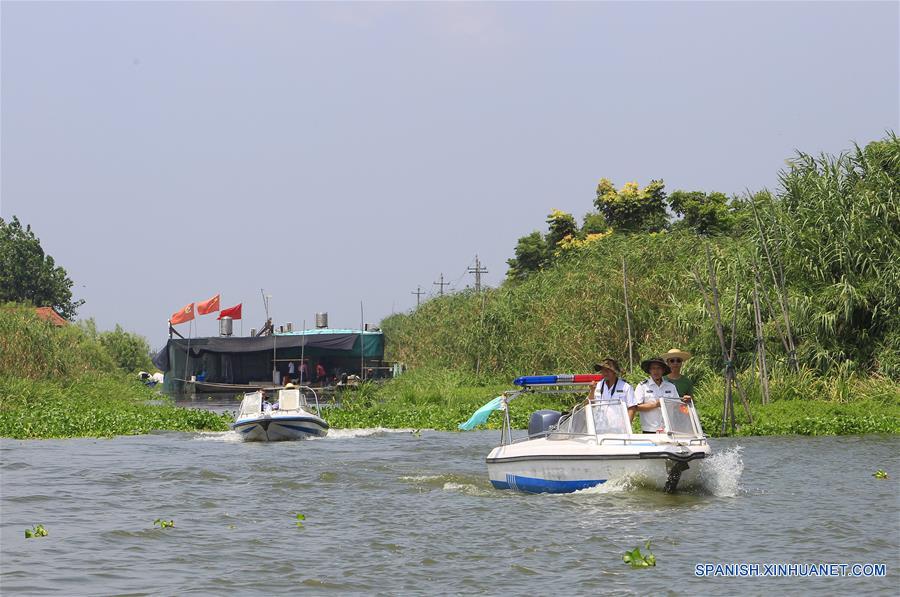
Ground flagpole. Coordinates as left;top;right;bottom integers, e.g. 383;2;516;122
300;319;306;383
183;317;193;396
359;301;366;381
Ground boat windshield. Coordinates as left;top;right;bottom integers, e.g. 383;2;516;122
551;399;631;438
590;398;631;434
237;391;263;419
661;398;701;435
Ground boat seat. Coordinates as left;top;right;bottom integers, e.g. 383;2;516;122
278;389;301;411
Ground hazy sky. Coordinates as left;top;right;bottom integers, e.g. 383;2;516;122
2;1;898;350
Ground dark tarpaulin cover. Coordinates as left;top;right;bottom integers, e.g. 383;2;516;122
152;333;361;372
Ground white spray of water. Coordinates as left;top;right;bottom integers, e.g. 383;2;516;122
399;474;444;482
324;427;418;439
442;482;497;497
194;431;242;442
698;446;744;497
570;477;637;495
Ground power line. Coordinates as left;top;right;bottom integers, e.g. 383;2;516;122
433;273;450;296
411;286;425;307
467;254;488;292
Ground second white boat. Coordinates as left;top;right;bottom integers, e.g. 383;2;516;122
232;386;329;442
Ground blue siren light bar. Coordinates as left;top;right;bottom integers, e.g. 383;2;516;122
512;374;603;386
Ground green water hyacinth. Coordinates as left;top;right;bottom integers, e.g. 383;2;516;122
623;541;656;568
296;513;306;528
154;519;174;529
873;470;888;479
24;524;48;538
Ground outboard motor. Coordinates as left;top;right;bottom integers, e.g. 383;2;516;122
528;410;562;438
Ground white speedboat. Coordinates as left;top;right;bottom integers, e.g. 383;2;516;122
232;386;329;442
479;375;709;493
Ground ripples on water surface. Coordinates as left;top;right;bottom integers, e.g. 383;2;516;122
1;432;898;595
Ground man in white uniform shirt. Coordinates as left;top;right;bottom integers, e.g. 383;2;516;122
634;357;680;433
589;359;637;428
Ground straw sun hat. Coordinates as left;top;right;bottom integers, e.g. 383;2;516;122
663;348;691;362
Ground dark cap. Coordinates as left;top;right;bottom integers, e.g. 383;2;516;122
641;357;671;375
593;358;622;375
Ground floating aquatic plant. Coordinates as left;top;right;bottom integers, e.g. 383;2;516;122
623;540;656;568
25;524;48;539
295;513;306;528
154;519;175;529
873;470;888;479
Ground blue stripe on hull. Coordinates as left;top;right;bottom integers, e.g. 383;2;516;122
491;474;606;494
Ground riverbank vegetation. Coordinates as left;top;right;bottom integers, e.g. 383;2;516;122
364;134;899;435
0;305;230;439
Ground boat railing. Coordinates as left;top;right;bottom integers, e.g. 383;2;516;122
295;385;322;417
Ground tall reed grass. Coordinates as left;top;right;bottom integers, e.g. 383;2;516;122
0;305;229;438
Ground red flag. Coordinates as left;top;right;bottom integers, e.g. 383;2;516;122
218;303;242;320
197;294;220;315
170;303;195;325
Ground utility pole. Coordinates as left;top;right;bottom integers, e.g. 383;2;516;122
467;255;488;292
411;286;425;307
433;273;449;296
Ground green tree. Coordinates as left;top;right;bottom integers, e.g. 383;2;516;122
99;324;154;373
0;217;83;319
580;211;609;236
668;190;735;235
506;231;548;280
545;209;578;251
594;178;668;232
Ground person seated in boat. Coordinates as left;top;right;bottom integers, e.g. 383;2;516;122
315;362;327;386
663;348;694;402
634;357;679;433
588;358;637;429
261;390;279;413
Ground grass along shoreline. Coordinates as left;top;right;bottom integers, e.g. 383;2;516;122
0;374;231;439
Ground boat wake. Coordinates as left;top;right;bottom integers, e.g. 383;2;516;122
399;473;498;497
194;431;243;442
569;477;637;494
325;428;418;439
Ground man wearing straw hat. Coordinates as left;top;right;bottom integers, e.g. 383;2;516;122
663;348;694;402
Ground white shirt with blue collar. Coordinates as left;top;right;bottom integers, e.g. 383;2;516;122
635;378;680;432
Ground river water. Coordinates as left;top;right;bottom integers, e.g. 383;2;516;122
1;431;898;595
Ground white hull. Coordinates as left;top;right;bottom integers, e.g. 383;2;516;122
486;435;708;493
232;413;329;442
232;388;329;442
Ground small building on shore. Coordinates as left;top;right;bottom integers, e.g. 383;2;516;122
152;328;386;396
